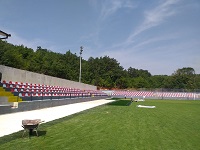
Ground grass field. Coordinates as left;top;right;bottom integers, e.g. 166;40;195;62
0;99;200;150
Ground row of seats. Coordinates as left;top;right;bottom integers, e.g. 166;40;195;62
0;80;107;101
2;81;80;91
6;87;80;93
154;92;195;98
18;92;91;97
112;90;197;98
3;80;67;88
112;91;154;97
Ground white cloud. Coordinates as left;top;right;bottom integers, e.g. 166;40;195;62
83;0;137;53
82;0;200;75
126;0;180;45
100;0;135;20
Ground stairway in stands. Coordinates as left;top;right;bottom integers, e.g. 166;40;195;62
0;87;22;106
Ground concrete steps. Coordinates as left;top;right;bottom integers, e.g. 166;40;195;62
0;87;22;104
8;96;22;102
0;87;13;96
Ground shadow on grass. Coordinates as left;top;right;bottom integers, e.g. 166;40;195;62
37;130;47;136
22;130;47;138
107;100;132;106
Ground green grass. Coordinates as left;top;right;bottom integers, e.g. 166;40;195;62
0;99;200;150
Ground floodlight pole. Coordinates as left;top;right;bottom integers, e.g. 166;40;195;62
79;46;83;83
194;70;196;100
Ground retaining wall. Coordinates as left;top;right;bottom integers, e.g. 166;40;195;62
0;65;96;90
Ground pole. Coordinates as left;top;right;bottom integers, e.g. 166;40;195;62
79;46;83;83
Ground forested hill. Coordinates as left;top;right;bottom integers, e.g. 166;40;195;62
0;40;199;90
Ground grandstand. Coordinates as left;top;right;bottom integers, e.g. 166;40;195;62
111;91;154;98
0;80;106;101
111;90;200;100
1;64;199;114
0;65;108;114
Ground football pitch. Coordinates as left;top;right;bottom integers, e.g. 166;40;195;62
0;99;200;150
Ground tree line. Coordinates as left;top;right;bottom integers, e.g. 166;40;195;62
0;40;199;90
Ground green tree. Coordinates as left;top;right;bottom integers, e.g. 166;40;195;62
173;67;195;76
1;40;200;90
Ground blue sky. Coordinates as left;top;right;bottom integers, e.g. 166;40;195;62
1;0;200;75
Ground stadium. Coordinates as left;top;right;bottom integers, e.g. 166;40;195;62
0;64;200;150
1;1;200;147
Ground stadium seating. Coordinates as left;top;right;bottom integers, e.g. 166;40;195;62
2;80;197;101
153;92;195;99
0;80;108;101
112;90;197;99
112;91;154;98
0;86;22;103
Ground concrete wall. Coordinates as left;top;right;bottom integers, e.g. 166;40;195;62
0;65;96;90
0;97;109;115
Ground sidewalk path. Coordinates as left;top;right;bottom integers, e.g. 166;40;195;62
0;99;114;137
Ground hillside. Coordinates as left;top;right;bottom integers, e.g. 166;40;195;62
0;40;199;90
